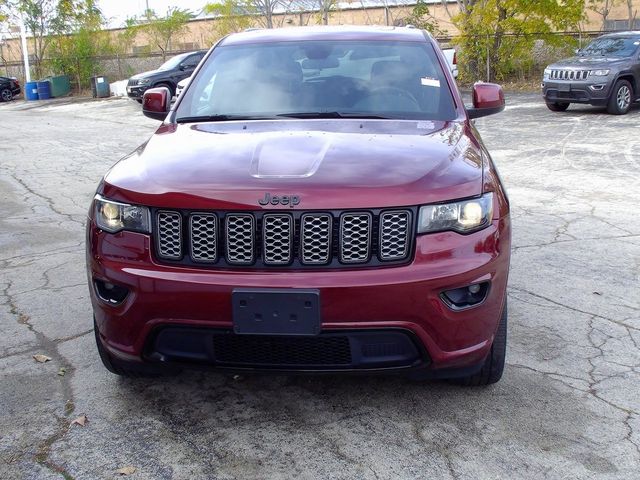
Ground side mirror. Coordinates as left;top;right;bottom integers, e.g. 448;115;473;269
575;48;582;55
467;82;505;119
142;87;171;121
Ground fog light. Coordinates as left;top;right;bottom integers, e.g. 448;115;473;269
441;282;490;310
94;279;129;305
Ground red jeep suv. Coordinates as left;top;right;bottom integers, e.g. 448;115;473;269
87;26;510;385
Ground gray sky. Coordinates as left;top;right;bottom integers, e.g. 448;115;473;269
99;0;210;28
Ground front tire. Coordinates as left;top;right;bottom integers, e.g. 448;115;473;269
607;79;632;115
546;101;569;112
155;82;174;98
1;88;13;102
452;301;507;386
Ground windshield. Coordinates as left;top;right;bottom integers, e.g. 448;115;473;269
176;40;456;122
581;37;640;57
158;53;189;71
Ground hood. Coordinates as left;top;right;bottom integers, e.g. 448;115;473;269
101;119;483;210
130;69;167;80
549;56;627;69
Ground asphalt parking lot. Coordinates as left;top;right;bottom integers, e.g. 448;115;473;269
1;93;639;479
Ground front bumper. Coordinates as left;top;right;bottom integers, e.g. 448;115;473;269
126;85;150;99
542;78;612;105
88;216;511;374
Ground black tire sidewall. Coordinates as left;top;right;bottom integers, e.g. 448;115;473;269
1;88;12;102
546;102;569;112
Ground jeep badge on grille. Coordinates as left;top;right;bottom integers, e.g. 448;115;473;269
258;193;300;207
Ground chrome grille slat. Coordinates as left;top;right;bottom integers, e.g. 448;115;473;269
190;213;218;262
226;214;255;265
263;214;293;265
550;69;588;80
379;211;411;261
157;211;182;259
340;213;372;263
301;214;332;264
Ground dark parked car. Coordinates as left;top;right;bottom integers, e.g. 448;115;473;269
88;26;510;385
126;50;205;102
542;31;640;114
0;76;21;102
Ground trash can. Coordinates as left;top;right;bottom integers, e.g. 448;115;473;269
46;75;71;98
36;80;51;100
91;76;110;98
25;81;39;101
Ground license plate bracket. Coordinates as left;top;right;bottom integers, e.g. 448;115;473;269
232;289;321;336
558;83;571;92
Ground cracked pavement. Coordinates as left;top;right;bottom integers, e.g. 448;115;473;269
0;94;639;479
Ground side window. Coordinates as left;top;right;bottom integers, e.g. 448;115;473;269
184;55;201;69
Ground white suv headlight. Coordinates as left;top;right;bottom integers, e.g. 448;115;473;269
418;193;493;234
94;195;151;234
589;69;610;76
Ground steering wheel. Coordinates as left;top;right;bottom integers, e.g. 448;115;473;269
368;86;420;108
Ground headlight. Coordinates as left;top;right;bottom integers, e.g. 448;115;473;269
138;78;152;85
589;69;610;76
543;68;551;78
418;193;493;234
94;195;151;234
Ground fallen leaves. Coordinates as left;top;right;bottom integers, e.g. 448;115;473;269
33;354;51;363
57;367;67;376
116;466;137;476
70;414;88;427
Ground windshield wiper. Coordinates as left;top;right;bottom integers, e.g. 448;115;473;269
176;114;278;123
276;112;393;120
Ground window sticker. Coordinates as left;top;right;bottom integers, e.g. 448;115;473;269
417;121;435;130
421;77;440;87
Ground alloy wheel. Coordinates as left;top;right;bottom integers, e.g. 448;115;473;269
0;89;12;101
617;85;631;110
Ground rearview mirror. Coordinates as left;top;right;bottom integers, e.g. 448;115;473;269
467;82;505;119
142;87;171;121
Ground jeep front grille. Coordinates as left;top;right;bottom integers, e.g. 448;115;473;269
156;211;182;259
340;213;372;263
379;211;411;260
225;214;255;265
155;209;414;268
549;69;589;81
190;213;217;262
262;214;293;265
300;214;332;264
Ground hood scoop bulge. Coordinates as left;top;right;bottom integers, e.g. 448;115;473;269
250;133;331;178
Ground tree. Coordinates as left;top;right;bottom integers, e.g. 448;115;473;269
452;0;584;82
48;0;110;89
314;0;335;24
400;0;445;34
142;7;193;61
627;0;637;29
16;0;61;77
587;0;619;31
204;1;254;37
247;0;286;28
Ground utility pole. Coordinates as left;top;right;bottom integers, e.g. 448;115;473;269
18;14;31;82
